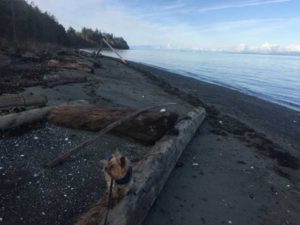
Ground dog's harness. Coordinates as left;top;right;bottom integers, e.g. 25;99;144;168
115;166;132;185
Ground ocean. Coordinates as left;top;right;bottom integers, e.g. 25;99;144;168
99;49;300;111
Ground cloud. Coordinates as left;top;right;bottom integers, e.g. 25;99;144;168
141;0;290;17
197;0;290;13
234;42;300;53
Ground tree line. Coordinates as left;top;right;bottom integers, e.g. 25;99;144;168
0;0;129;49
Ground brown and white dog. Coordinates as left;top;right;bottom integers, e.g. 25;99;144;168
103;152;132;199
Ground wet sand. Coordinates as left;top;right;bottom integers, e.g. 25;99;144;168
1;52;300;225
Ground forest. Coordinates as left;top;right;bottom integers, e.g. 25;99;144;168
0;0;129;49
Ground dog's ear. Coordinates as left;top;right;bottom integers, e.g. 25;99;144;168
120;156;126;168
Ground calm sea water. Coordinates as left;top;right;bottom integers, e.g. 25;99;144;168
100;49;300;111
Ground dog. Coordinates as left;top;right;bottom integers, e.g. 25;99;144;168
103;152;132;199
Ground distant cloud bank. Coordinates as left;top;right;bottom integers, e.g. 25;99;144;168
234;43;300;54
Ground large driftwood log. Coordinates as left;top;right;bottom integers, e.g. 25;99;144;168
48;105;178;145
48;59;93;73
0;106;52;131
76;107;206;225
45;103;176;168
0;93;47;109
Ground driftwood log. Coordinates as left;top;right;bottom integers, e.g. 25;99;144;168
0;93;47;109
48;59;93;73
45;103;176;168
48;105;178;145
0;106;52;131
76;107;206;225
43;71;87;87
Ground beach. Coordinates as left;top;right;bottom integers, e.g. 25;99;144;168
1;51;300;225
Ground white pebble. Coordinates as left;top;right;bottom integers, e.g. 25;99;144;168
192;163;199;166
65;138;69;141
219;120;223;125
0;167;3;170
286;184;290;188
228;220;232;224
64;194;67;197
15;144;19;147
20;154;25;157
0;217;3;222
250;166;254;169
41;212;46;216
34;136;39;140
160;108;166;112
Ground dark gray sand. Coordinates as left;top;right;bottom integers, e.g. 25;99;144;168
1;54;300;225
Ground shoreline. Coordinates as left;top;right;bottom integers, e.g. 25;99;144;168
101;50;300;112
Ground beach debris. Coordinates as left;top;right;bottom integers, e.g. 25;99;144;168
0;106;53;131
43;71;87;87
48;59;94;73
0;93;47;110
21;51;40;62
46;103;177;168
47;104;178;145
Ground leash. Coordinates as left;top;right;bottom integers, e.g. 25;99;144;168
103;178;114;225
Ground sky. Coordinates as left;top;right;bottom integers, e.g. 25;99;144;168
31;0;300;53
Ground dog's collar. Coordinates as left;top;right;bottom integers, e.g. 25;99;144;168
115;166;132;185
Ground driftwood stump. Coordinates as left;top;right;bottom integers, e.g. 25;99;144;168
48;105;178;145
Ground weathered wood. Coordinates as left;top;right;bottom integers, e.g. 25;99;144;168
0;106;52;131
76;107;206;225
45;103;177;168
48;59;93;73
48;105;178;145
102;38;127;64
0;93;47;109
43;71;87;87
